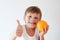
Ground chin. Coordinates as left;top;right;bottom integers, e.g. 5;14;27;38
31;25;36;28
31;27;36;29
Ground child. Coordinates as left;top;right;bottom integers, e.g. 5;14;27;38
10;6;49;40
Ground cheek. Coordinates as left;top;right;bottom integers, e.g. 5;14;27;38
35;19;39;22
25;17;30;22
35;20;40;24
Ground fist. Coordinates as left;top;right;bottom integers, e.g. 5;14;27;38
16;20;23;37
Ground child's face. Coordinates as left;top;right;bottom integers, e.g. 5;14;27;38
24;12;41;29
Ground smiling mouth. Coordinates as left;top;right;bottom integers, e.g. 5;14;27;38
28;22;36;25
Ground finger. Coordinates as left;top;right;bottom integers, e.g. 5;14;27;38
45;25;49;33
42;28;45;34
46;25;49;32
17;19;20;25
42;26;47;34
16;25;22;36
44;26;46;33
43;27;45;33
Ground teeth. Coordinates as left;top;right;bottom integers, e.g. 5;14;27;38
29;22;36;24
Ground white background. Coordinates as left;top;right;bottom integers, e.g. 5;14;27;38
0;0;60;40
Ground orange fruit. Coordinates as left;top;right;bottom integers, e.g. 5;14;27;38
37;20;48;32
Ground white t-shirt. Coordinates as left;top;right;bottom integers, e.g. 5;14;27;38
16;25;39;40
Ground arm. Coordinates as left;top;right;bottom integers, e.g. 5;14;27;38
9;31;17;40
9;20;23;40
38;25;49;40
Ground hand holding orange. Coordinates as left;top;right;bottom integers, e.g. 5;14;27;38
37;20;48;32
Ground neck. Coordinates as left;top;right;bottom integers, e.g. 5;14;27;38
25;25;36;31
25;25;36;37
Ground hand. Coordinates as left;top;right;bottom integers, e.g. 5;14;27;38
39;25;49;36
16;19;23;37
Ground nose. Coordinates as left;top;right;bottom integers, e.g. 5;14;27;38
30;17;35;22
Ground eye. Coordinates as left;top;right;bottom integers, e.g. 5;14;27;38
29;16;32;18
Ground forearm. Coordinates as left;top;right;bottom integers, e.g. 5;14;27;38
9;34;17;40
12;36;16;40
10;36;16;40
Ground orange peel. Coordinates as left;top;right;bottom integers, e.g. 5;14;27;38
37;20;48;32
